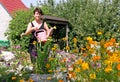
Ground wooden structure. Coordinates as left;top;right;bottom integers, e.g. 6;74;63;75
42;15;69;47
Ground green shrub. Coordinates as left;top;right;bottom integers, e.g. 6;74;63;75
5;9;34;51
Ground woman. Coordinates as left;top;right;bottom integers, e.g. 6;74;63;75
21;7;50;63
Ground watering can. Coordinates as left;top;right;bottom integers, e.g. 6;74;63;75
34;28;53;42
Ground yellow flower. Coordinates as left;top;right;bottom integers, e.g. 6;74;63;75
48;70;52;73
73;37;77;43
53;26;57;29
45;63;50;68
66;46;70;50
61;67;67;71
51;44;58;51
53;44;58;49
86;36;93;41
81;62;89;70
104;65;112;73
48;57;54;61
73;49;79;53
90;73;96;79
109;55;117;62
62;37;67;41
33;41;37;45
11;76;16;80
97;31;102;35
75;58;83;65
47;77;52;80
104;60;113;65
75;67;80;72
51;47;56;51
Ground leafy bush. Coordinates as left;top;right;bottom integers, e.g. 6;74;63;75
5;9;34;51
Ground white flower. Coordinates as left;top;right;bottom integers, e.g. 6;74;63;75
16;64;24;71
25;65;33;71
1;51;15;61
19;73;22;76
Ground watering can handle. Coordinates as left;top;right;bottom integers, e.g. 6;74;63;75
34;29;45;37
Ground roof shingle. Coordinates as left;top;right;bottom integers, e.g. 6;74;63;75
0;0;28;14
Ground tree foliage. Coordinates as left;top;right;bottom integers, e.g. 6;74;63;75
6;0;120;49
42;0;120;45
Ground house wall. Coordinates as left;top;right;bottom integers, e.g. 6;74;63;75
0;4;12;40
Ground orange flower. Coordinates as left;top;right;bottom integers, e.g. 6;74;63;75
118;72;120;76
19;79;24;82
117;57;120;62
89;40;97;45
110;38;116;43
58;79;64;82
62;57;66;62
89;48;95;54
29;78;34;82
68;71;76;78
106;50;113;56
117;64;120;70
104;38;116;48
92;55;101;62
80;47;86;51
86;44;91;49
82;53;88;57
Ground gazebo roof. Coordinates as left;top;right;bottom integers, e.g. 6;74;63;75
42;15;68;25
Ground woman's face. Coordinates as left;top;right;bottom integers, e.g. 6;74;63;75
34;11;41;20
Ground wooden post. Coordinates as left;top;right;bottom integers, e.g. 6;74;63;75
66;24;69;52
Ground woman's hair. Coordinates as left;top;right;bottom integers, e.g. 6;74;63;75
33;7;44;15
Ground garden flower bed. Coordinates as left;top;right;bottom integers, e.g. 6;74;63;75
0;37;120;82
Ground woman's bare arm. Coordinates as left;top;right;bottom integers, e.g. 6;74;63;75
21;23;37;37
44;22;50;36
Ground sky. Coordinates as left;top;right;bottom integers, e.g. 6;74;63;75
21;0;61;8
21;0;40;8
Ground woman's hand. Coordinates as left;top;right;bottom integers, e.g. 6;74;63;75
20;33;25;37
